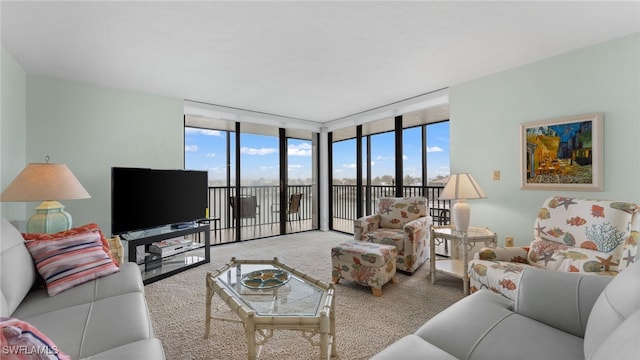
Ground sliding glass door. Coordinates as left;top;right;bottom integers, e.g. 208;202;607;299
185;116;318;243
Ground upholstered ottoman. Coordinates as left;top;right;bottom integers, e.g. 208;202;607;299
331;240;397;296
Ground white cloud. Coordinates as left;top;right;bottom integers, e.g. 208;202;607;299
288;143;312;156
206;153;216;157
427;146;444;152
185;145;198;152
185;128;222;136
343;163;357;169
240;147;277;155
375;155;394;161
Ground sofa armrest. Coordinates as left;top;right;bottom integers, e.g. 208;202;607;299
354;214;381;241
403;216;431;255
515;267;613;337
474;246;529;263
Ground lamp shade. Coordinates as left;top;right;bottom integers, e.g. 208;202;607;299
439;173;486;234
438;173;486;201
1;163;91;202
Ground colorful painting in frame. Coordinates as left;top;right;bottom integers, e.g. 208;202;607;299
520;113;603;191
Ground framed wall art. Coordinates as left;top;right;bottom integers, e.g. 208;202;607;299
520;113;603;191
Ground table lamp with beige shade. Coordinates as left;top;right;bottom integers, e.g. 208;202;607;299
438;173;486;234
1;157;91;233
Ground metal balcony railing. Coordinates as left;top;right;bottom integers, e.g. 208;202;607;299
332;185;450;231
206;185;449;235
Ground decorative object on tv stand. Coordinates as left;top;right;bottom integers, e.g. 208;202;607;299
1;156;91;233
438;173;486;234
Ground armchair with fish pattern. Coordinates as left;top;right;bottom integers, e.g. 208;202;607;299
468;196;639;300
354;197;431;273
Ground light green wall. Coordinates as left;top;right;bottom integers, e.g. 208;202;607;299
1;49;27;221
449;33;640;246
25;75;184;235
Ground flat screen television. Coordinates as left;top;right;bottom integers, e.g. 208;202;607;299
111;167;208;235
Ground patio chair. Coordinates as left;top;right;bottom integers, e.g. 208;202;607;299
271;193;303;230
230;195;259;237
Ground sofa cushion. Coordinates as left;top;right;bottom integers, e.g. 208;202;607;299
79;338;165;360
0;317;72;360
588;310;640;360
377;197;427;229
370;334;457;360
24;230;119;296
0;219;37;317
12;263;142;319
18;292;154;360
364;228;406;253
584;259;640;358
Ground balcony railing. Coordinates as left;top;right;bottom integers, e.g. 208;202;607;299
207;185;313;231
206;185;449;236
332;185;450;233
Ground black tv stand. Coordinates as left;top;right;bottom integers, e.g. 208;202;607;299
122;224;210;285
171;222;194;229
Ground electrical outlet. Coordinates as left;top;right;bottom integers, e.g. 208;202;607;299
492;170;500;181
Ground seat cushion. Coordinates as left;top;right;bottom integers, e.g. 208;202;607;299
18;292;154;360
370;334;457;360
364;228;405;253
79;338;165;360
416;290;584;360
12;262;142;319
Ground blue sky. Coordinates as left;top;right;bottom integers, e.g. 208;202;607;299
185;122;449;182
185;129;313;181
332;122;450;181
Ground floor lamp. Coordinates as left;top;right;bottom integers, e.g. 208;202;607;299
438;173;486;234
1;159;91;233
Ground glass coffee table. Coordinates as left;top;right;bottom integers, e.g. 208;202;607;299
205;257;337;359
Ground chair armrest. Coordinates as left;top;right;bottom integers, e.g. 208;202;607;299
354;214;381;241
403;216;432;255
515;267;613;337
474;246;529;263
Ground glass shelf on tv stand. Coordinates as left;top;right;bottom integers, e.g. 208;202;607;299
120;223;210;285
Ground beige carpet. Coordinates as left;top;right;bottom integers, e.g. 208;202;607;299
144;231;465;360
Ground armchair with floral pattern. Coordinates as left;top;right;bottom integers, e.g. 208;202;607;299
469;196;639;300
354;197;431;273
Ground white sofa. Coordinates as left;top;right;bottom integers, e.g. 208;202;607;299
0;218;165;359
372;260;640;359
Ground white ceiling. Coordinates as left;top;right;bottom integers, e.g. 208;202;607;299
2;1;639;123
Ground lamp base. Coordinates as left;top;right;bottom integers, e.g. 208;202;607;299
27;201;72;234
451;199;470;234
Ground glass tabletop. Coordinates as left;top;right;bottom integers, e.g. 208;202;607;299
215;263;325;317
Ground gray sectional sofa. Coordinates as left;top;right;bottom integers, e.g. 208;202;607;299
372;261;640;360
0;218;165;359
